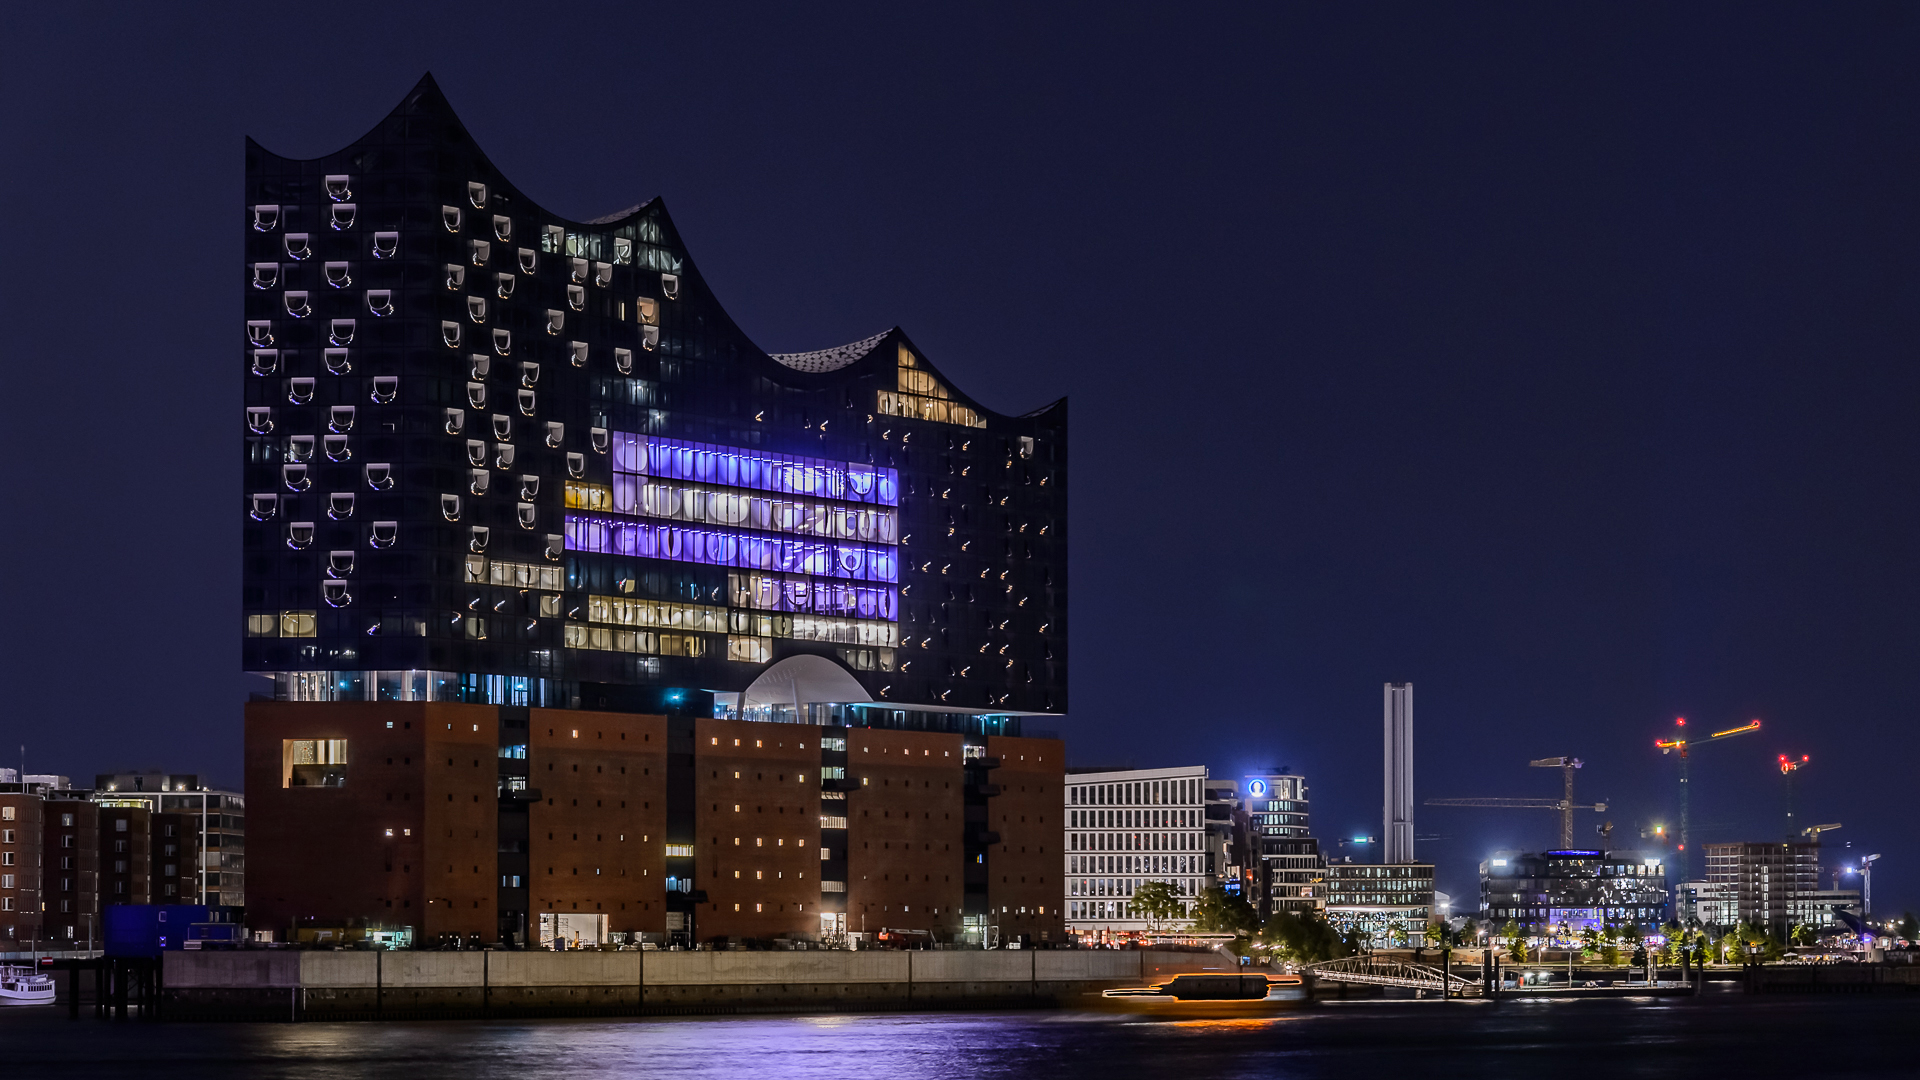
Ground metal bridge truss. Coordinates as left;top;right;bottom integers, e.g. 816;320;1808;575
1302;955;1479;995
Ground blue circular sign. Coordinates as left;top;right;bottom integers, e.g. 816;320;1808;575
1248;779;1267;797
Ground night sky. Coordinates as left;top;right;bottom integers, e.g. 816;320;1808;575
7;4;1918;915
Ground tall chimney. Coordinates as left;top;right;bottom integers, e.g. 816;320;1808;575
1384;683;1414;864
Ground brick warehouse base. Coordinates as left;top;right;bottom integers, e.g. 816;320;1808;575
158;949;1220;1021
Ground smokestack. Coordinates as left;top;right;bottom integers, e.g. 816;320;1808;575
1384;683;1414;864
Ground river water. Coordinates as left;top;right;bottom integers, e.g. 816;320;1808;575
2;993;1910;1079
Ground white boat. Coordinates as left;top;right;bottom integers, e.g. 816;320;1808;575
0;965;54;1006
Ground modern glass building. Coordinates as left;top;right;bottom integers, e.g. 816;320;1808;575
1480;849;1668;934
1244;773;1326;917
241;75;1067;725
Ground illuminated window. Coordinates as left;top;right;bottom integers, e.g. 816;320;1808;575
877;345;985;427
282;739;348;788
565;481;613;511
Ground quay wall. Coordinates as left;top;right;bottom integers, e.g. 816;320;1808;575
160;949;1226;1020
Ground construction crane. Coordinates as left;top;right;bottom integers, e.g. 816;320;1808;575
1656;717;1761;883
1425;755;1606;849
1803;823;1842;841
1779;754;1809;841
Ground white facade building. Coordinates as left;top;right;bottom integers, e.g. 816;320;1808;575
1064;766;1212;940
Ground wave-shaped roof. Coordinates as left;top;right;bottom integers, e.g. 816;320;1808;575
249;74;1062;425
768;329;895;373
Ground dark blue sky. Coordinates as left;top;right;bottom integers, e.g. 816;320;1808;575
6;3;1917;913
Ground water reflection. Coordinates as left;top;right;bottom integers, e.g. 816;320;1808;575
3;996;1915;1080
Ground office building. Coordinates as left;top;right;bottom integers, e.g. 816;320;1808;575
1383;683;1413;864
1480;849;1668;934
0;781;215;946
239;74;1067;949
1203;779;1242;897
92;773;245;908
1700;841;1858;935
1062;767;1213;940
1243;772;1325;917
1325;859;1435;945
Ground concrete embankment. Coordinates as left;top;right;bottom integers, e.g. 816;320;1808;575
160;949;1224;1020
1742;964;1920;995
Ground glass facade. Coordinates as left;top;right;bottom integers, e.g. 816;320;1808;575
1324;860;1434;944
241;76;1067;719
1480;849;1668;932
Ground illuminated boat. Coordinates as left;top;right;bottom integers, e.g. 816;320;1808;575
0;965;54;1006
1100;972;1307;1013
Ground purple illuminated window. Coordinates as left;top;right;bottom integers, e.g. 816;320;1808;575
565;516;897;583
610;434;897;506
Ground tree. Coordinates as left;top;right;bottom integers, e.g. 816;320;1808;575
1729;920;1778;964
1190;886;1259;935
1423;921;1446;947
1261;909;1349;963
1500;920;1529;963
1131;880;1185;934
1600;924;1622;967
1456;918;1479;946
1660;921;1686;965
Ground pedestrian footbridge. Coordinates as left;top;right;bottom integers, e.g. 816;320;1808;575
1301;955;1479;995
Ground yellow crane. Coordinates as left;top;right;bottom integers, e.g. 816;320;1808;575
1656;717;1761;882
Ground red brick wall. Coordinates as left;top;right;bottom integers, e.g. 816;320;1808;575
43;799;98;943
151;813;200;903
847;729;965;941
98;806;152;907
420;706;500;939
693;718;821;942
245;700;497;941
986;735;1066;943
0;794;44;943
527;709;668;939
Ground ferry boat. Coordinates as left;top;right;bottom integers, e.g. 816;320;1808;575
0;965;55;1006
1100;972;1307;1014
